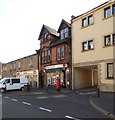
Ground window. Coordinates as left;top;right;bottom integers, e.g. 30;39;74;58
65;28;69;38
113;34;115;45
18;62;21;68
30;58;33;67
88;40;94;50
61;46;64;59
61;30;64;39
48;50;50;62
44;33;48;41
45;51;47;63
12;79;20;84
42;52;44;64
57;47;60;60
10;64;12;70
4;79;10;84
14;63;16;70
107;63;113;79
5;66;7;71
88;15;93;25
82;42;87;51
61;28;69;39
104;35;111;46
113;4;115;15
104;7;110;18
82;18;87;27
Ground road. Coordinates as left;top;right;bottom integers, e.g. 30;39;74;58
1;90;107;119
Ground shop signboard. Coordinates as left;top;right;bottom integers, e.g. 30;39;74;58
45;64;67;70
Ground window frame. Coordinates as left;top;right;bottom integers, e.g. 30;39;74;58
104;35;111;46
113;34;115;45
82;18;87;27
104;7;111;18
47;50;50;62
88;15;93;25
112;4;115;15
107;63;113;79
45;51;47;63
82;42;88;51
61;46;65;59
88;40;94;50
57;47;60;60
42;52;44;64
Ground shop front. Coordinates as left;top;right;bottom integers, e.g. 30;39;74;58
45;64;68;88
16;70;38;88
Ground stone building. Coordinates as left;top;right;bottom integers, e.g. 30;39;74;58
2;53;39;88
71;0;115;92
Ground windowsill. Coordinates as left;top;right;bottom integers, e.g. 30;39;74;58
81;23;94;29
103;45;113;48
103;15;113;20
81;49;94;52
105;78;114;80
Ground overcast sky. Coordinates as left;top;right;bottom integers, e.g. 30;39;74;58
0;0;108;63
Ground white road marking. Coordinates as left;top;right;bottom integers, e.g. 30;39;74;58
0;95;2;96
4;96;9;99
12;99;18;102
65;115;80;120
39;107;52;112
22;102;31;106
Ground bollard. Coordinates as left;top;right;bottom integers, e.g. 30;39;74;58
97;85;100;98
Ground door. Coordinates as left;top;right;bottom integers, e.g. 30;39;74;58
4;78;12;90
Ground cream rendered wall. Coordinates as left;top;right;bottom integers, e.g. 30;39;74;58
72;8;113;64
72;1;115;91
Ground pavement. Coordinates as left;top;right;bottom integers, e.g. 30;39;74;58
3;86;115;119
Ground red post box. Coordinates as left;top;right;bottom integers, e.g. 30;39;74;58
56;78;60;91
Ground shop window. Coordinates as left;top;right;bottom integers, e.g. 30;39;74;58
113;34;115;45
45;51;47;63
47;50;50;62
82;42;87;51
61;46;64;59
113;4;115;15
104;7;110;18
88;40;94;50
57;47;60;60
42;52;44;64
88;15;93;25
82;18;87;27
107;63;113;79
104;35;111;46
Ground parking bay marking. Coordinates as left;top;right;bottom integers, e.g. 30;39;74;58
22;102;31;106
65;115;80;120
39;107;52;113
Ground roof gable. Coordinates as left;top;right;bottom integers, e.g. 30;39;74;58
58;19;71;32
38;25;59;40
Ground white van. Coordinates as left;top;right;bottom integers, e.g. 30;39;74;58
0;77;28;92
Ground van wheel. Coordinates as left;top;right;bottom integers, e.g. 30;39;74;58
21;87;24;91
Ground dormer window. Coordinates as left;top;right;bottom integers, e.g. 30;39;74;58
61;28;69;39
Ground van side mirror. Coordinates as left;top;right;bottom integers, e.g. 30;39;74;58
3;82;5;85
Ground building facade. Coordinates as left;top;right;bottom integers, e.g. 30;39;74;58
2;54;39;88
71;0;115;92
38;19;72;88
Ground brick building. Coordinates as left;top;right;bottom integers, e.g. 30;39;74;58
2;53;39;88
38;19;71;88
